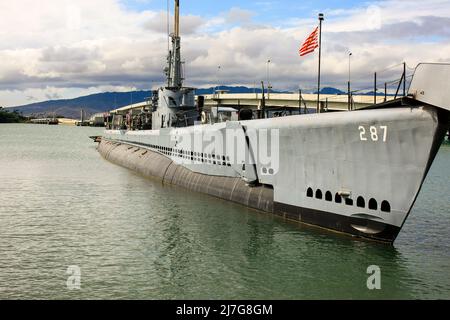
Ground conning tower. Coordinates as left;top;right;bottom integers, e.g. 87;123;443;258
152;0;198;129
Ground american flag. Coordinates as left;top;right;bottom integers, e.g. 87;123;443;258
299;27;319;57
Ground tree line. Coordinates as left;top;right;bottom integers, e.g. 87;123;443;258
0;107;27;123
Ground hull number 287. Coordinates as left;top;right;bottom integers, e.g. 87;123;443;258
359;126;388;142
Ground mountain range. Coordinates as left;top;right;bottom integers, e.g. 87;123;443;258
10;91;152;119
9;86;350;119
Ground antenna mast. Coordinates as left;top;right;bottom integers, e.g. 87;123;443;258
174;0;180;37
167;0;170;53
165;0;183;88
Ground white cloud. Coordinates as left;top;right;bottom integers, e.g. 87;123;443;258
144;11;205;35
1;0;450;107
318;0;450;32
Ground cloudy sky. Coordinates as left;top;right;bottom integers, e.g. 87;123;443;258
1;0;449;107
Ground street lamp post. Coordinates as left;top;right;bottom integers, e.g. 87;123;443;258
348;52;352;111
216;66;221;122
216;66;221;97
267;59;271;99
317;13;324;113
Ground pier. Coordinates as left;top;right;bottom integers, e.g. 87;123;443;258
30;118;59;125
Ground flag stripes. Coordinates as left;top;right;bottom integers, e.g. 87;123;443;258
299;27;319;57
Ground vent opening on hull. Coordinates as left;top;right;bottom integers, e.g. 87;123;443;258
307;188;313;198
357;196;365;208
345;198;353;206
315;189;323;199
335;193;342;203
369;198;378;210
381;201;391;213
325;191;332;201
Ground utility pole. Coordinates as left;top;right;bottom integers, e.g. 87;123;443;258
298;88;302;115
348;52;352;111
317;13;324;114
403;62;406;97
267;59;271;100
261;81;266;119
374;72;377;105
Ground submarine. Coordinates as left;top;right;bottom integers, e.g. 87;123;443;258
97;0;450;243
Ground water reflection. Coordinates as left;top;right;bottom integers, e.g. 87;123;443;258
130;183;420;299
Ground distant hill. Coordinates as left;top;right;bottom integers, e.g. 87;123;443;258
314;87;396;96
361;91;396;96
11;91;152;119
195;86;290;95
10;86;292;119
314;87;346;95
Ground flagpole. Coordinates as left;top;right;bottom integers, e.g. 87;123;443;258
317;13;324;114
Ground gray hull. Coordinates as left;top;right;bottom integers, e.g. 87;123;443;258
99;101;449;243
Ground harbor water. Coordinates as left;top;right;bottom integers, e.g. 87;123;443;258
0;123;449;299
